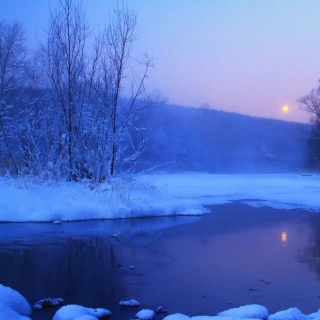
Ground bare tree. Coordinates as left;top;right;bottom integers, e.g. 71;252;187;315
92;3;154;179
298;81;320;170
40;0;90;180
0;21;27;175
299;81;320;121
0;1;159;182
14;60;53;177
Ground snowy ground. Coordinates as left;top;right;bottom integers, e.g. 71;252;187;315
140;173;320;211
0;173;319;222
2;282;320;320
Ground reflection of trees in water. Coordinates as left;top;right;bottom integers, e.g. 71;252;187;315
0;237;125;309
300;215;320;279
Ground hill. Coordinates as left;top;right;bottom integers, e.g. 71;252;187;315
131;104;310;173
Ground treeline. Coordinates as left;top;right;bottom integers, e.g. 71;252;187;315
0;0;314;181
0;0;156;182
133;105;310;173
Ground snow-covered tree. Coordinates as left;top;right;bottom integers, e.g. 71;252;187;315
90;3;155;180
0;21;27;175
0;1;157;181
40;0;90;180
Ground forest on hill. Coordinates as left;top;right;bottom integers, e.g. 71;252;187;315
130;104;310;174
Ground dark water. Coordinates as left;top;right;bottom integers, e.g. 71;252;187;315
1;203;320;319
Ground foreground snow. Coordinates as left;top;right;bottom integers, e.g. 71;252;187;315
0;173;319;222
217;304;268;319
0;284;32;319
52;305;112;320
163;305;320;320
3;284;320;320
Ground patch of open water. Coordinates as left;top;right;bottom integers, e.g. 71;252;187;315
0;202;320;319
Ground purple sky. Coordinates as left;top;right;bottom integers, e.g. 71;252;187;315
2;0;320;123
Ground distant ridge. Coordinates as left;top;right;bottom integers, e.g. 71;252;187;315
130;103;309;173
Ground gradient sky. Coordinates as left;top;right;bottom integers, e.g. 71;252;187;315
2;0;320;123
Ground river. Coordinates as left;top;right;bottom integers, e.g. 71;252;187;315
0;202;319;319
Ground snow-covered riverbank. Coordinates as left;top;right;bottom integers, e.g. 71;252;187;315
2;282;320;320
0;173;319;222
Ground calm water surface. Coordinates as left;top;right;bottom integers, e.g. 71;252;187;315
0;203;320;319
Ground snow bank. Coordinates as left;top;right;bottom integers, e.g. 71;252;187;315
0;177;204;222
163;313;190;320
0;303;31;320
0;284;32;317
72;316;99;320
164;305;320;320
52;305;111;320
3;283;320;320
135;309;156;320
217;304;268;319
0;173;319;222
191;317;258;320
268;307;306;320
307;309;320;319
140;173;320;212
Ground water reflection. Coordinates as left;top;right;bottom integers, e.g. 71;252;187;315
0;205;319;319
300;214;320;279
0;216;201;246
281;231;287;244
0;216;200;320
117;204;320;316
0;237;125;319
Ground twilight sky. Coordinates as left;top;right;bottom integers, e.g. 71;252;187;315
2;0;320;123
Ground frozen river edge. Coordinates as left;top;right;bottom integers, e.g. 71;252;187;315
0;173;319;222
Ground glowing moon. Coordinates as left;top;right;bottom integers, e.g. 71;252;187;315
282;105;289;112
281;231;287;242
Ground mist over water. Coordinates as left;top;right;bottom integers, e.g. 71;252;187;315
129;104;310;174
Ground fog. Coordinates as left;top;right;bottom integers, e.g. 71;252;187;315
128;104;310;174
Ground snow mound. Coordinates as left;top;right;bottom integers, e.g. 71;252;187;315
307;309;320;319
53;305;111;320
0;284;32;317
0;303;31;320
119;299;140;307
163;313;190;320
191;317;260;320
73;316;99;320
135;309;156;320
217;304;268;319
218;318;260;320
268;308;306;320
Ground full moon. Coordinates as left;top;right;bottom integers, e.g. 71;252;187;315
282;105;289;112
